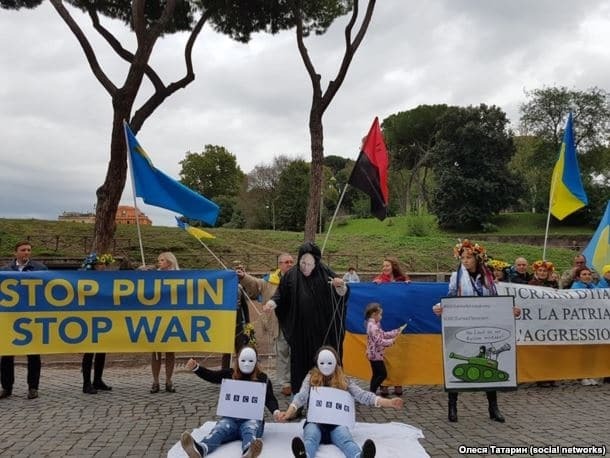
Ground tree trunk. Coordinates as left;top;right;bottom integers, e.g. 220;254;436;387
92;95;135;253
304;109;324;242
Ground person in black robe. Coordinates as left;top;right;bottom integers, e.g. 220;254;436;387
264;242;349;394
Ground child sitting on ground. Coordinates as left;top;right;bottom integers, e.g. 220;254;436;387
279;346;403;458
180;345;280;458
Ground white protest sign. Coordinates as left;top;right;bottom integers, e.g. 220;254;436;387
498;283;610;346
306;386;355;428
441;295;517;390
216;379;266;420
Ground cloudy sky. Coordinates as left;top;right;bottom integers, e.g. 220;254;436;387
1;1;609;226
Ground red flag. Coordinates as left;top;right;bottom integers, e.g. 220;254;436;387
347;117;389;220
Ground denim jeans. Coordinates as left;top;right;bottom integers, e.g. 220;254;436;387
303;423;361;458
197;417;264;454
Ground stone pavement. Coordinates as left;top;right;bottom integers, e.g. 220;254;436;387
1;357;609;457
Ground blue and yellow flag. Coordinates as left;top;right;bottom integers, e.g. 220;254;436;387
549;113;588;220
124;122;220;226
582;200;610;275
175;216;216;240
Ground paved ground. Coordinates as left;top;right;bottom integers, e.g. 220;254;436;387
1;357;609;457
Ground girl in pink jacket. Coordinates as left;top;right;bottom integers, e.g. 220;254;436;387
364;302;406;395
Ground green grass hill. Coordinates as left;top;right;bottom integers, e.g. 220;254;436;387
0;213;593;275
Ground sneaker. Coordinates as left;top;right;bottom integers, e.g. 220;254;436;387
27;389;38;399
0;389;12;399
379;386;390;397
242;438;263;458
590;378;602;386
180;431;204;458
362;439;376;458
393;386;403;396
291;437;306;457
581;378;594;386
281;385;292;396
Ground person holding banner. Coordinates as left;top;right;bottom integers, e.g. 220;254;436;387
0;240;47;400
372;257;410;284
570;266;599;289
528;260;559;288
150;251;179;393
180;345;279;458
432;240;520;423
80;253;113;394
238;253;295;396
279;346;402;458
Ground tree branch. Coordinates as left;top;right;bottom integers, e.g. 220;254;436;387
49;0;117;96
87;6;165;93
132;9;211;131
294;1;322;99
321;0;376;113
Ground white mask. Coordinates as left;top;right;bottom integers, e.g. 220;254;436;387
316;349;337;376
238;347;257;374
299;253;316;277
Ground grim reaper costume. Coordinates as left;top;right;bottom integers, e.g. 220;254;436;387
269;242;349;394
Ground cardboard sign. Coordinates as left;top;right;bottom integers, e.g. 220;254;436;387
306;386;355;428
216;379;266;420
441;295;517;391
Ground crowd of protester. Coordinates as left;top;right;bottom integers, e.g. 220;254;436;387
1;238;608;457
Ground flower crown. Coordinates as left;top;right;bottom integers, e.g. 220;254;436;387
453;239;487;261
532;260;554;272
488;259;510;270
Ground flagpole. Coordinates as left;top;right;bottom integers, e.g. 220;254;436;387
123;120;147;267
321;183;349;257
194;237;228;270
542;176;556;261
192;236;264;318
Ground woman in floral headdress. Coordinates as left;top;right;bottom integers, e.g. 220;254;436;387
81;253;114;394
433;240;520;423
488;259;509;283
528;260;559;288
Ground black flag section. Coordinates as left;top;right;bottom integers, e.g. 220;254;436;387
347;117;389;220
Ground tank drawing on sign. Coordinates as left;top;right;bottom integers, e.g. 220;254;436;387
449;343;510;383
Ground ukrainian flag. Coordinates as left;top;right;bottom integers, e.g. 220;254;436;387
549;113;588;220
124;122;220;226
582;200;610;275
175;216;216;240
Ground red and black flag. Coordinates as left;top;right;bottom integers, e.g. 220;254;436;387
347;117;389;220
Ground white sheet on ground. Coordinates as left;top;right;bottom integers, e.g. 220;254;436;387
167;421;429;457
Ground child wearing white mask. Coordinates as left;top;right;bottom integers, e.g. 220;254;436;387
180;346;280;458
278;346;403;458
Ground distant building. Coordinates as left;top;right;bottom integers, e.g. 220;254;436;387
115;205;152;225
58;211;96;224
58;206;152;225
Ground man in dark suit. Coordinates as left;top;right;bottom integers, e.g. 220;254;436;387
0;240;47;400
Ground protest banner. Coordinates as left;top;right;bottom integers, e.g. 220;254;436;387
0;269;238;355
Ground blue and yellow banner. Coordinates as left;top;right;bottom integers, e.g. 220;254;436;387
343;283;610;385
0;269;238;355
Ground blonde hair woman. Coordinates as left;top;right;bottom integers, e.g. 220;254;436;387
151;252;179;393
